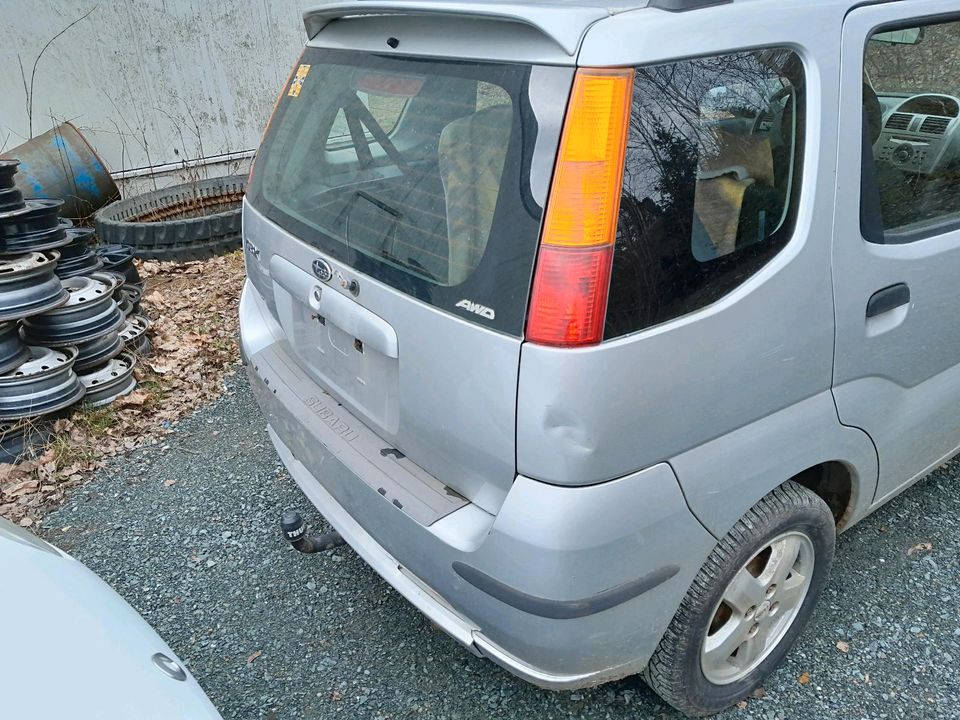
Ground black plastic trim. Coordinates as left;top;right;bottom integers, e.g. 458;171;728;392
866;283;910;318
452;561;679;619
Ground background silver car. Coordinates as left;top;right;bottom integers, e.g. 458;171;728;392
0;518;222;719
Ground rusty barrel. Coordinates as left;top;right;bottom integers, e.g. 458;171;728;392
1;122;119;222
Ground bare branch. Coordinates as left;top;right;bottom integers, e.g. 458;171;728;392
26;5;100;137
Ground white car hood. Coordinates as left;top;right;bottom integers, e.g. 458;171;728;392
0;533;222;719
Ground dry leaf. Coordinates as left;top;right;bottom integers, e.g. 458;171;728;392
907;542;933;556
118;391;150;407
163;479;176;487
18;516;33;527
836;640;850;653
330;690;343;702
736;701;748;710
246;650;262;665
751;688;766;699
798;672;811;685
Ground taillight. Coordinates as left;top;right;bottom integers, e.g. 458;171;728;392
248;57;303;185
526;68;633;347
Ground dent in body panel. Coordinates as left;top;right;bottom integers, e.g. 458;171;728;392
669;391;879;538
516;253;835;487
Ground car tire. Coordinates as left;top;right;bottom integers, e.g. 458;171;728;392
94;176;244;262
644;481;835;717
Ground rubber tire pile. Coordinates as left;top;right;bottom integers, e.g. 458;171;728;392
0;160;150;464
95;175;244;262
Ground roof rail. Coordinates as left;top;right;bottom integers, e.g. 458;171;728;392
302;1;616;55
648;0;731;10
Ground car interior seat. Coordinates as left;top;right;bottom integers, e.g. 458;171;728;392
438;105;512;285
693;130;776;258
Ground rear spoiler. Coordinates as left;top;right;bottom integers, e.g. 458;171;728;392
302;1;629;56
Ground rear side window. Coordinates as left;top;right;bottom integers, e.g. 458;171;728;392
605;49;805;339
861;18;960;242
248;49;565;336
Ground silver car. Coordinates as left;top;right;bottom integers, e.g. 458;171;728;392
0;518;222;719
240;0;960;714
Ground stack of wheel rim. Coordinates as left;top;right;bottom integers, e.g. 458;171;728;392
0;159;150;463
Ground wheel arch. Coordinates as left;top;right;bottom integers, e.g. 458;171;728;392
669;391;878;539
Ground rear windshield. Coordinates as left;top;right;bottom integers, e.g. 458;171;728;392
248;48;562;335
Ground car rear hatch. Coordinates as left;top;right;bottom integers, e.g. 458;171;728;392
244;11;576;513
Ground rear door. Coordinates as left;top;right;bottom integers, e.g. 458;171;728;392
833;2;960;504
244;31;571;513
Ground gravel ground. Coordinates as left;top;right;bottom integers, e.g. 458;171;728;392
42;369;960;720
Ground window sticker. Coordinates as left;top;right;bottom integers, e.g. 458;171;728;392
288;64;311;98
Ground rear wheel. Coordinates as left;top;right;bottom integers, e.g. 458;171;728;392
644;481;835;717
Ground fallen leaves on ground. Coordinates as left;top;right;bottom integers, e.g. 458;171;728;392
0;251;245;527
836;640;850;653
798;671;811;685
246;650;263;666
907;542;934;556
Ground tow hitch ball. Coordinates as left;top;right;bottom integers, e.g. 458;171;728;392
280;510;346;554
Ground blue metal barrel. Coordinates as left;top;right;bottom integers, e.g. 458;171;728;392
1;122;120;222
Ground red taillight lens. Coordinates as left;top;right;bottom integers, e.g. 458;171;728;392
526;245;614;347
525;68;633;347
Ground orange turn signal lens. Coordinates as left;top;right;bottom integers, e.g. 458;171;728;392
539;68;634;249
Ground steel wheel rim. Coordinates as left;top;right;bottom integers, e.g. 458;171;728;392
700;531;815;685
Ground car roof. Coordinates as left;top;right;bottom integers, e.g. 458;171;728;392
303;0;656;55
302;0;893;55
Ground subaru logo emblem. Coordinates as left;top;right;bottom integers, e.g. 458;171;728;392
312;258;333;282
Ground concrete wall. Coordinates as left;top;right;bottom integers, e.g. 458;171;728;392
0;1;309;194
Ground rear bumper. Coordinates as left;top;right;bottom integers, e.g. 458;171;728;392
240;280;717;688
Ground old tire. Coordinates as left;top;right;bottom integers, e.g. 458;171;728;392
644;481;835;717
95;176;244;262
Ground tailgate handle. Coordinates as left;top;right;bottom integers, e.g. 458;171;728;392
270;256;398;358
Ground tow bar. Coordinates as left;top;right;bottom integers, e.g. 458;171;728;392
280;510;346;554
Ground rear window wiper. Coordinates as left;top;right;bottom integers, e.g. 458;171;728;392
356;191;402;220
379;249;439;282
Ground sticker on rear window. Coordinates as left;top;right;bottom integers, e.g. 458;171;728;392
288;64;311;98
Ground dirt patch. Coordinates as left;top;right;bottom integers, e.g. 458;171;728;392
0;250;246;527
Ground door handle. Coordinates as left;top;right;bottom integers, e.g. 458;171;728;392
866;283;910;318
